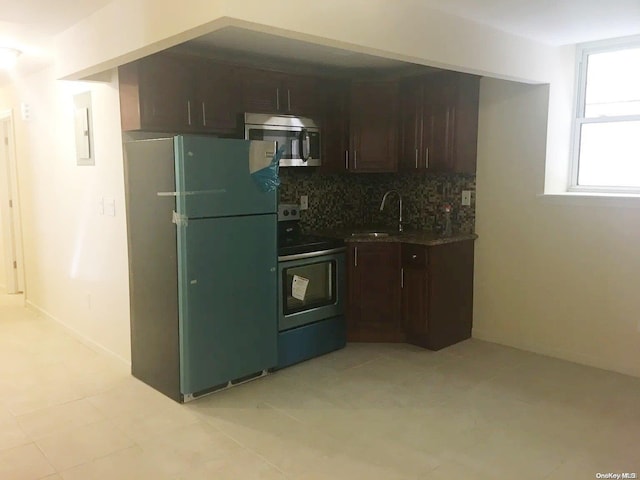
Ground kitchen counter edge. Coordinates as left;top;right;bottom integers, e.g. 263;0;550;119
316;230;478;247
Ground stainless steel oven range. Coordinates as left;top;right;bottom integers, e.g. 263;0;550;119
277;204;346;368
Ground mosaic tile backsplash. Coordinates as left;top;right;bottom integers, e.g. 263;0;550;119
279;169;476;234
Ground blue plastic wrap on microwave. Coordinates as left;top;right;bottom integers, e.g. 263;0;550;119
251;145;284;193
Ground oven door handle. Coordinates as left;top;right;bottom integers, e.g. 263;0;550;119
278;247;346;262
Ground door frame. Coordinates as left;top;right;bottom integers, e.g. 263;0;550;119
0;110;25;294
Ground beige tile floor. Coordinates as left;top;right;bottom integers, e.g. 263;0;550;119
1;294;639;479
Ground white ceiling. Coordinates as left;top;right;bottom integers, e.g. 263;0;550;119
184;29;409;70
0;0;112;85
1;0;639;86
420;0;640;46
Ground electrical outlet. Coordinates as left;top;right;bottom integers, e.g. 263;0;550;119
300;195;309;210
461;190;472;206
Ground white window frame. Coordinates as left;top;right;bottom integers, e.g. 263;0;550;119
569;35;640;194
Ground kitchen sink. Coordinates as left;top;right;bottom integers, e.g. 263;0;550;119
350;232;390;238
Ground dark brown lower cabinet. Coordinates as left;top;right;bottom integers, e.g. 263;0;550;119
347;242;404;342
346;239;475;349
402;241;475;350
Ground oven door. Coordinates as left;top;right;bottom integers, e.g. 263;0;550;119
278;249;345;331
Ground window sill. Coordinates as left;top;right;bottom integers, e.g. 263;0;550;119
537;192;640;208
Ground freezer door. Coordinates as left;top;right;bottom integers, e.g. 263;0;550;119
174;136;277;218
177;214;278;395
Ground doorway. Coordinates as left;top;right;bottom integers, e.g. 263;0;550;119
0;111;24;294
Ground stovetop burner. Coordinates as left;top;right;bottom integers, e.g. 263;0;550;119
277;203;344;258
278;233;345;257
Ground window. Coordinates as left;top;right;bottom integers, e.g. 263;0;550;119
572;37;640;192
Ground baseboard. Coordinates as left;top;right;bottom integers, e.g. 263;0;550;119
25;299;131;368
473;328;640;379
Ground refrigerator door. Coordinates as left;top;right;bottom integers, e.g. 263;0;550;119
178;214;278;396
174;136;277;218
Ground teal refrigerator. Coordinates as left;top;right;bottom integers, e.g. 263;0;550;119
124;135;278;402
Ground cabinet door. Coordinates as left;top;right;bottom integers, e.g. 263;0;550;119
423;73;479;173
402;266;429;347
401;244;429;347
285;74;321;116
424;76;455;171
347;242;403;342
321;79;349;172
399;78;423;171
427;241;474;350
195;62;240;134
451;74;480;174
238;68;283;113
349;82;398;172
138;54;194;131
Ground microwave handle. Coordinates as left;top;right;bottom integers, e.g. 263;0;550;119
299;128;311;162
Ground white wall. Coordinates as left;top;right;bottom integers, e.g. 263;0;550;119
474;78;640;378
0;197;6;292
0;69;131;361
0;111;11;293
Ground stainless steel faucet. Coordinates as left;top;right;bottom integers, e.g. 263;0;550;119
380;190;403;232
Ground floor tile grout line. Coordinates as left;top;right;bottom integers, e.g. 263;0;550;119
55;444;138;476
30;440;60;475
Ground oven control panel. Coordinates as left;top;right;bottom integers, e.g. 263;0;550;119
278;204;300;222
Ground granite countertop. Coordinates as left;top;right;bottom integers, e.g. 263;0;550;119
315;228;478;247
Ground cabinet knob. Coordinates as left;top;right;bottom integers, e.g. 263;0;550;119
412;254;417;259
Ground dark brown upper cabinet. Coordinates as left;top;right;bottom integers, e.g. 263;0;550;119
118;53;240;134
348;81;399;172
399;76;424;171
399;71;480;174
237;68;322;117
321;79;350;173
119;54;193;132
194;60;241;133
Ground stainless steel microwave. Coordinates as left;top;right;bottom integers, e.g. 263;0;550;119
244;113;321;167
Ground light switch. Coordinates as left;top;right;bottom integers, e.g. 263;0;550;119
20;103;30;121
